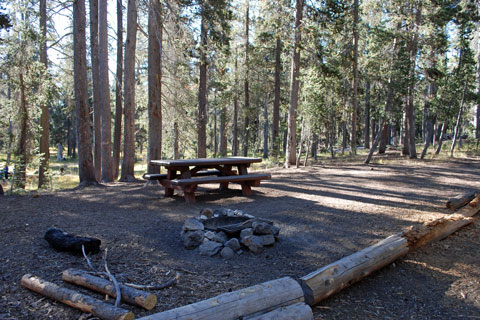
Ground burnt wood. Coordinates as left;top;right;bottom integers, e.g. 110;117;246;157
44;228;101;254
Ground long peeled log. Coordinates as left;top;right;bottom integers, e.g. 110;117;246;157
446;192;476;210
243;302;313;320
62;269;157;310
402;214;474;251
137;277;304;320
21;274;134;320
300;235;408;306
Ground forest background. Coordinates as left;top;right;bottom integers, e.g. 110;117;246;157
0;0;479;191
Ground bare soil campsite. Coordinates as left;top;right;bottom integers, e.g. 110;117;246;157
1;158;480;319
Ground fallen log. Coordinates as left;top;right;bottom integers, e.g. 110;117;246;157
455;194;480;218
402;214;474;250
137;277;304;320
62;269;157;310
21;274;134;320
300;235;409;306
446;192;476;210
243;302;313;320
44;228;101;254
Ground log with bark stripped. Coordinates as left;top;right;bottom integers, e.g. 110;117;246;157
62;269;157;310
137;277;304;320
243;302;313;320
402;214;474;250
299;235;409;306
446;192;477;210
21;274;134;320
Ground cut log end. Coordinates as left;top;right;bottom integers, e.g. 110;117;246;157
446;192;476;210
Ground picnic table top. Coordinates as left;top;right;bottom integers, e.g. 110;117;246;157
150;157;262;167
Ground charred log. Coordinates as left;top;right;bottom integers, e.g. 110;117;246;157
44;228;101;254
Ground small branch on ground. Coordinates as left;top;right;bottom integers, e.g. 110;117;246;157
124;272;181;290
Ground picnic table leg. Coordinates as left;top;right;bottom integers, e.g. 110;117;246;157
219;165;232;191
183;185;197;203
241;183;253;196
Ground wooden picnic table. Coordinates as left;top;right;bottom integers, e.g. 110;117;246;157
148;157;271;203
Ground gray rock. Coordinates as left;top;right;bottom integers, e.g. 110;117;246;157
262;234;275;246
224;238;241;251
233;210;244;216
214;208;234;217
182;230;205;249
183;218;204;232
199;215;208;221
242;235;264;254
220;246;235;259
213;231;228;244
204;231;216;240
240;228;253;240
199;239;223;256
200;208;214;218
252;221;279;235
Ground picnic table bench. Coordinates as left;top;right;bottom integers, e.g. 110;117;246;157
147;157;271;203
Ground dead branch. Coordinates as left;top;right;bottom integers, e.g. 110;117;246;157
124;272;181;290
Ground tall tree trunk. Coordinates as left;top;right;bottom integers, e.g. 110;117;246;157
401;107;409;156
406;5;421;159
38;0;50;188
99;0;113;181
364;81;370;148
243;0;250;157
120;0;138;181
15;72;28;189
435;122;446;155
477;27;480;141
232;53;239;156
219;106;227;156
213;107;218;157
113;0;123;180
173;122;179;159
272;37;282;155
450;79;468;157
197;7;207;158
146;0;162;175
350;0;359;155
285;0;304;167
421;118;433;159
73;0;96;184
263;94;269;159
90;0;101;181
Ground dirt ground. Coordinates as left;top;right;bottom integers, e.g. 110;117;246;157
1;157;480;320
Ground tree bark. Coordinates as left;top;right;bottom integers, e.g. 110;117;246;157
364;118;386;164
120;0;138;181
99;0;113;182
219;106;227;156
406;5;421;159
243;0;250;157
272;37;282;155
38;0;50;189
21;274;134;320
232;53;239;156
15;72;28;189
173;122;179;159
350;0;359;155
364;81;370;148
146;0;162;177
73;0;96;184
197;7;207;158
285;0;304;167
90;0;102;181
450;79;468;157
434;122;446;155
113;0;123;180
263;94;269;159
